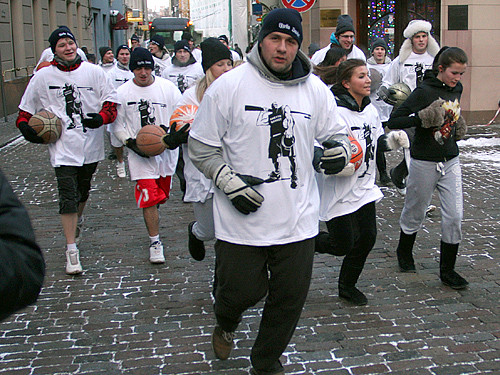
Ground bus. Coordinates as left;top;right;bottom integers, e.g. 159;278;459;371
149;17;192;51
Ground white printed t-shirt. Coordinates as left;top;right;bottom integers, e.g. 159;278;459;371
19;62;118;167
177;87;214;203
112;76;182;181
319;103;384;221
161;62;204;94
190;63;347;246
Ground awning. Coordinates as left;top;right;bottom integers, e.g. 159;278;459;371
113;13;129;30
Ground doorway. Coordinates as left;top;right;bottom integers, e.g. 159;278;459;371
357;0;441;59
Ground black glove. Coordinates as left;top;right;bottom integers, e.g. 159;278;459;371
377;86;390;102
320;138;349;175
125;138;149;158
160;123;189;150
214;165;264;215
313;146;323;173
18;121;44;144
82;113;104;129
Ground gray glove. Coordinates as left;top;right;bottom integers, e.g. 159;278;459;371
214;165;264;215
455;115;467;140
418;99;445;128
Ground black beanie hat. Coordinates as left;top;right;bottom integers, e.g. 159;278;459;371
182;31;194;41
99;46;112;59
335;14;355;37
174;40;191;53
150;35;165;50
258;8;303;47
200;37;232;73
131;34;140;42
218;35;229;44
115;44;130;56
49;27;77;52
129;47;154;71
371;38;388;52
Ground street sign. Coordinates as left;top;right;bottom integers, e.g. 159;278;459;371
281;0;316;13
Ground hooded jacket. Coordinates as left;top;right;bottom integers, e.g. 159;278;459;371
246;43;312;85
385;70;463;162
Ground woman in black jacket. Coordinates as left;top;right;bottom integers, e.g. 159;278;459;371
385;47;469;289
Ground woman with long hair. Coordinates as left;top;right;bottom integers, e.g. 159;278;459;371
313;44;348;86
178;38;234;261
385;47;469;289
316;59;407;305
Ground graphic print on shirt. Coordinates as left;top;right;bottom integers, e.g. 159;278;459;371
352;123;375;178
245;102;311;189
415;62;425;86
115;77;130;85
126;99;169;127
49;83;92;130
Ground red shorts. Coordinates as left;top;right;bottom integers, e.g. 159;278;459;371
135;176;172;208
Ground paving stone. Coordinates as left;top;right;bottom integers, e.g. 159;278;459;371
0;122;498;374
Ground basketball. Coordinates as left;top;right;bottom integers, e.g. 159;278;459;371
169;104;198;131
348;136;363;170
136;125;166;156
28;110;62;144
36;61;52;71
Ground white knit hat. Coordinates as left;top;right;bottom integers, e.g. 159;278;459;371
403;20;432;39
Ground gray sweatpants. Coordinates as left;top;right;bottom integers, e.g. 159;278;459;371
400;156;463;244
192;197;215;241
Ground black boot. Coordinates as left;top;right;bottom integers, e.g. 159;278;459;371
389;159;408;189
440;241;468;289
376;148;391;186
396;230;417;272
338;263;367;306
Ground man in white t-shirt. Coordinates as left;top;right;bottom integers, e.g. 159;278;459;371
111;47;182;264
310;14;366;65
98;46;116;74
17;27;118;275
218;34;242;62
161;40;204;94
148;35;172;77
378;19;440;193
188;9;350;375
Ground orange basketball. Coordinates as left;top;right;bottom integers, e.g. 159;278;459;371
348;136;363;170
136;125;167;156
169;104;198;131
36;61;52;71
28;110;62;144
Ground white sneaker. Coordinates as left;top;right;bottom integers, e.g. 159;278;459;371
66;248;83;275
116;162;126;178
396;186;407;196
149;241;165;264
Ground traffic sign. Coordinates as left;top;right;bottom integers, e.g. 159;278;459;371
281;0;316;13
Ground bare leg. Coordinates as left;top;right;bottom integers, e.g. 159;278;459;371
61;213;78;244
143;205;159;237
113;146;124;163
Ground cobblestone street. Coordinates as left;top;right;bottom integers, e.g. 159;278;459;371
0;119;498;375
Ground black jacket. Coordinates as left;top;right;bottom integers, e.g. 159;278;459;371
0;169;45;321
331;84;372;112
385;71;463;162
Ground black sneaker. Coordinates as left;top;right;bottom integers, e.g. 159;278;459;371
339;285;368;306
397;256;416;273
212;326;234;360
379;172;392;186
441;270;469;289
188;221;206;261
